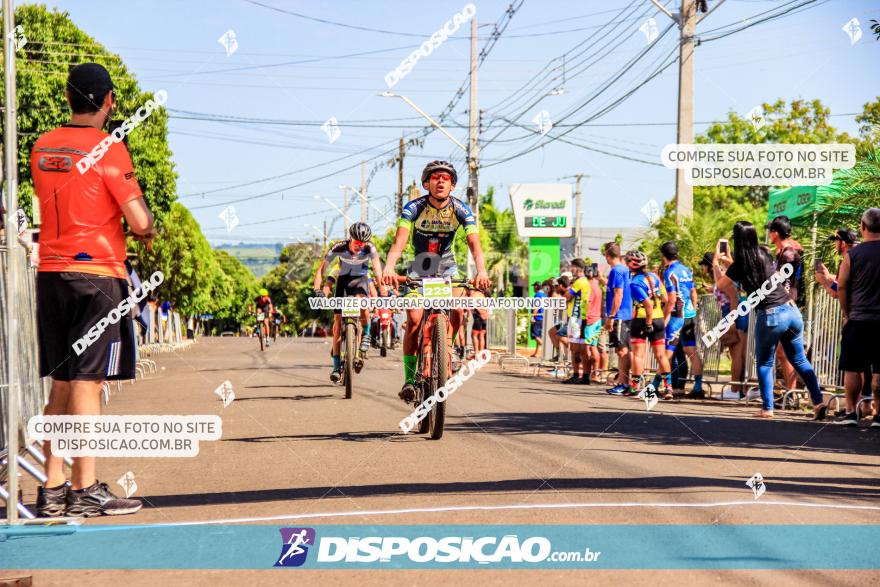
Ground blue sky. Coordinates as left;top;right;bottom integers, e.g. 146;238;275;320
25;0;880;246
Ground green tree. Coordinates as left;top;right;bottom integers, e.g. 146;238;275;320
2;4;177;223
135;203;218;315
211;250;259;328
645;98;859;277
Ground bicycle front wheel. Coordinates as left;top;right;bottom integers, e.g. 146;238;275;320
429;314;448;440
344;321;355;399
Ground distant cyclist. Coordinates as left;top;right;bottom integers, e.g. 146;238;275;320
271;308;287;341
381;160;491;403
253;288;274;347
313;222;386;383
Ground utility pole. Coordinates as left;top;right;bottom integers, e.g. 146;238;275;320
397;136;405;216
674;0;696;219
467;16;480;216
574;174;584;258
360;160;367;222
322;219;327;250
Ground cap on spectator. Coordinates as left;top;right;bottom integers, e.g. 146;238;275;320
698;252;713;268
828;227;858;245
532;281;541;288
560;271;573;279
67;63;114;103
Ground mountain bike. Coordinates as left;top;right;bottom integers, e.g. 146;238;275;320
255;310;266;351
407;277;472;440
338;304;363;399
378;307;395;357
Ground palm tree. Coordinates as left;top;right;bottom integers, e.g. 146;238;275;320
479;188;528;295
821;148;880;229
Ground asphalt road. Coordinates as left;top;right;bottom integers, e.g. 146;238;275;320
10;336;880;586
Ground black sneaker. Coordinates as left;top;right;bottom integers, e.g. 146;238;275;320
398;383;416;403
561;376;581;385
834;412;858;426
330;368;342;383
36;482;69;518
65;481;142;517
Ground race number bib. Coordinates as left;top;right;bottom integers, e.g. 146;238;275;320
422;277;452;299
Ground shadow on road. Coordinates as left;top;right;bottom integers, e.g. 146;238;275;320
445;410;880;458
140;474;880;510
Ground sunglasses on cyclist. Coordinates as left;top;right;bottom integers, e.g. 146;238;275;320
351;239;366;248
429;172;453;182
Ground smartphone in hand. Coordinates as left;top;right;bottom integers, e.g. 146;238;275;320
718;239;729;255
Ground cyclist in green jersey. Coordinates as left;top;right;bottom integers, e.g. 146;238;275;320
381;161;491;402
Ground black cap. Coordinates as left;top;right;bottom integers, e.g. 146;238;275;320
67;63;114;103
698;252;714;267
829;227;858;245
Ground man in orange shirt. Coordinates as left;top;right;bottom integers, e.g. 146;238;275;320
31;63;155;518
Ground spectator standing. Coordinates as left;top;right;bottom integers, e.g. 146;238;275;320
584;266;603;382
530;281;547;358
717;221;827;420
31;63;154;517
603;242;633;395
659;242;704;398
563;259;591;384
700;253;747;399
835;209;880;427
767;215;805;392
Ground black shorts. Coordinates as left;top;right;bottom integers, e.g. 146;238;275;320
680;317;696;346
472;313;487;331
37;272;136;381
839;320;880;373
333;275;370;315
608;319;631;349
630;317;666;346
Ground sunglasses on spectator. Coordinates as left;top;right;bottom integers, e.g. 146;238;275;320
430;172;453;182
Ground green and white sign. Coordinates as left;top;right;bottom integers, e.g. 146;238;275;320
509;184;573;238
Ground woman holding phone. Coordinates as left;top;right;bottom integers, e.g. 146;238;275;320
715;221;827;419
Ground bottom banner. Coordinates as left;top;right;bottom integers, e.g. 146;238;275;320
0;524;876;569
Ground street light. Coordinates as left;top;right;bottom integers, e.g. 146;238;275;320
339;183;397;227
379;91;467;153
380;91;478;278
314;195;351;237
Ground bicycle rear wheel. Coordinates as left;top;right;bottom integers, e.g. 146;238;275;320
429;314;448;440
344;321;355;399
258;326;265;351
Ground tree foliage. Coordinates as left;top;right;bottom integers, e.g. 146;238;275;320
2;4;176;224
644;98;872;279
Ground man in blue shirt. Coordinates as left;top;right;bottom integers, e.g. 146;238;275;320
530;281;548;357
602;242;633;395
660;241;703;398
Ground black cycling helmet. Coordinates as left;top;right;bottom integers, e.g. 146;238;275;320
348;222;372;242
421;160;458;185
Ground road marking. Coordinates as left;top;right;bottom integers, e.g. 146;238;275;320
129;500;880;528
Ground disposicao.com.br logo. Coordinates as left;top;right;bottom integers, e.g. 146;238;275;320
272;527;601;568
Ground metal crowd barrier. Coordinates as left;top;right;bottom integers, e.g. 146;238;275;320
692;289;848;410
1;243;51;519
1;242;194;520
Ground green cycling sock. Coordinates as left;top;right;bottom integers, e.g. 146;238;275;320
332;355;341;370
404;354;417;384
